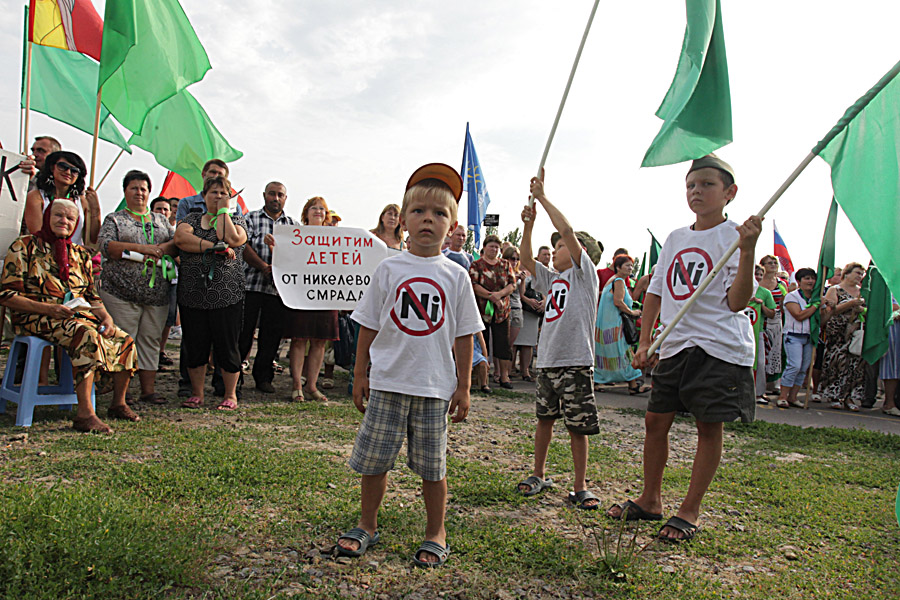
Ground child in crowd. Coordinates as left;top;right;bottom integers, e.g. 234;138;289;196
517;177;602;509
607;154;762;542
337;163;483;567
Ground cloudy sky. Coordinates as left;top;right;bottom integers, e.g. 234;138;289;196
1;0;897;270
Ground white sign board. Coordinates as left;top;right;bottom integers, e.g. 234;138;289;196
0;149;29;256
272;225;391;310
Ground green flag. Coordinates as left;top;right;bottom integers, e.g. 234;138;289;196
128;89;242;190
637;252;648;280
98;0;211;134
860;263;892;365
810;199;838;347
648;229;662;269
641;0;732;167
816;60;900;302
22;44;131;152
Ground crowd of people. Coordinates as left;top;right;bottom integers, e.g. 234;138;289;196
3;142;898;564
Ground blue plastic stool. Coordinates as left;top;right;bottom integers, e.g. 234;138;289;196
0;335;95;427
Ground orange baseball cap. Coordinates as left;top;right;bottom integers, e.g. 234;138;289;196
406;163;463;202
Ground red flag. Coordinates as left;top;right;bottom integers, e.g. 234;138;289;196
160;171;248;215
29;0;103;62
159;171;196;199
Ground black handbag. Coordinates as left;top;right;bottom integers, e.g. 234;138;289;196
522;280;544;315
621;312;639;346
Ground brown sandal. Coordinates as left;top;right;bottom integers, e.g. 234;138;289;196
72;415;114;434
107;404;141;422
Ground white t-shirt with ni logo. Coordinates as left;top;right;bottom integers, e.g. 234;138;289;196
351;252;483;400
647;220;755;367
533;250;599;368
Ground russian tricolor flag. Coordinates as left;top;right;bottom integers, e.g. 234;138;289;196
773;222;794;276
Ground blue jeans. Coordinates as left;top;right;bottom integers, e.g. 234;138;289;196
782;333;812;387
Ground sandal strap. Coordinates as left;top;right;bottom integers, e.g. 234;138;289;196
338;527;372;544
416;540;450;561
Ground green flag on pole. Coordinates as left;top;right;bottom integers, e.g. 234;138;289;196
98;0;211;134
648;229;662;269
810;199;838;347
815;59;900;301
641;0;732;167
637;252;648;280
128;89;242;190
23;45;131;152
860;263;892;366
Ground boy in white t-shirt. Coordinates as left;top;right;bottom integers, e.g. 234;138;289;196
607;155;762;542
337;163;483;567
516;177;602;509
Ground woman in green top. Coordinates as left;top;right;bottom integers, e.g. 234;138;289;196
748;265;776;403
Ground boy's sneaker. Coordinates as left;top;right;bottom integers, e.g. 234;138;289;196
169;325;182;339
756;396;769;405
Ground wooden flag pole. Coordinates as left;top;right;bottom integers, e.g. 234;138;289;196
526;0;602;215
22;41;33;153
84;87;103;249
648;58;900;357
95;148;125;191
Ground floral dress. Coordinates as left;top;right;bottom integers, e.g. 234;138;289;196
593;277;642;384
0;236;136;384
820;288;865;402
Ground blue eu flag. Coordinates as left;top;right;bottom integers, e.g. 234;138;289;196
461;123;491;249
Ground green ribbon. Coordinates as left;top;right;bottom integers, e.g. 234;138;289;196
125;206;155;244
485;300;494;317
206;207;230;229
141;254;177;289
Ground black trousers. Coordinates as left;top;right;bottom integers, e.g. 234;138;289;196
239;291;288;385
179;301;244;374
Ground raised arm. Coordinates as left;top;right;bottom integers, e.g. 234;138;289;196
529;177;580;265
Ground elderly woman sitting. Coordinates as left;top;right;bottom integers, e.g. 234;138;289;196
0;199;138;433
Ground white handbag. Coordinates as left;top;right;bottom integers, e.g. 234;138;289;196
849;325;864;356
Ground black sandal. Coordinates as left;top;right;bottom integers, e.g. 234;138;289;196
657;516;700;543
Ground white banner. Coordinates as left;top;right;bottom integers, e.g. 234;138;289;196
0;149;29;256
272;225;391;310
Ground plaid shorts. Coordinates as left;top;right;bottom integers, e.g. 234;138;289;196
536;365;599;435
348;389;450;481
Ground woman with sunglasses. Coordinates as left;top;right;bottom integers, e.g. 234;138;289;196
24;151;101;246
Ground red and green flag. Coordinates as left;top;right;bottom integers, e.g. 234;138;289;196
642;0;732;167
98;0;211;134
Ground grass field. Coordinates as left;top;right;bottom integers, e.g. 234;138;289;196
1;367;898;599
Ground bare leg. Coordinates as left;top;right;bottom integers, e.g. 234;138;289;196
569;431;597;506
884;379;898;410
219;371;240;405
138;369;157;396
519;418;554;491
418;478;448;563
289;338;306;391
499;359;512;383
74;371;98;419
109;371;130;409
659;420;723;540
337;472;388;552
608;411;674;518
519;346;534;378
159;326;170;352
39;346;51;386
188;365;206;400
303;339;326;394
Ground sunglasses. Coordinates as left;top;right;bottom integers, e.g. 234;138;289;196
55;161;82;175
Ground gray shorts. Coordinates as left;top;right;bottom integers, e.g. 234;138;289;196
649;346;755;423
536;366;599;435
348;389;449;481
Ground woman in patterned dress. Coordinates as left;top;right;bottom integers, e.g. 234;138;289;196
820;262;867;411
1;199;138;433
759;255;787;391
878;297;900;417
173;176;248;411
98;171;177;405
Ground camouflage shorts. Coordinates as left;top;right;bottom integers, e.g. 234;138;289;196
536;366;599;435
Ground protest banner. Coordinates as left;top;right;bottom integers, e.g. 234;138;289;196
0;148;30;255
272;225;391;310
